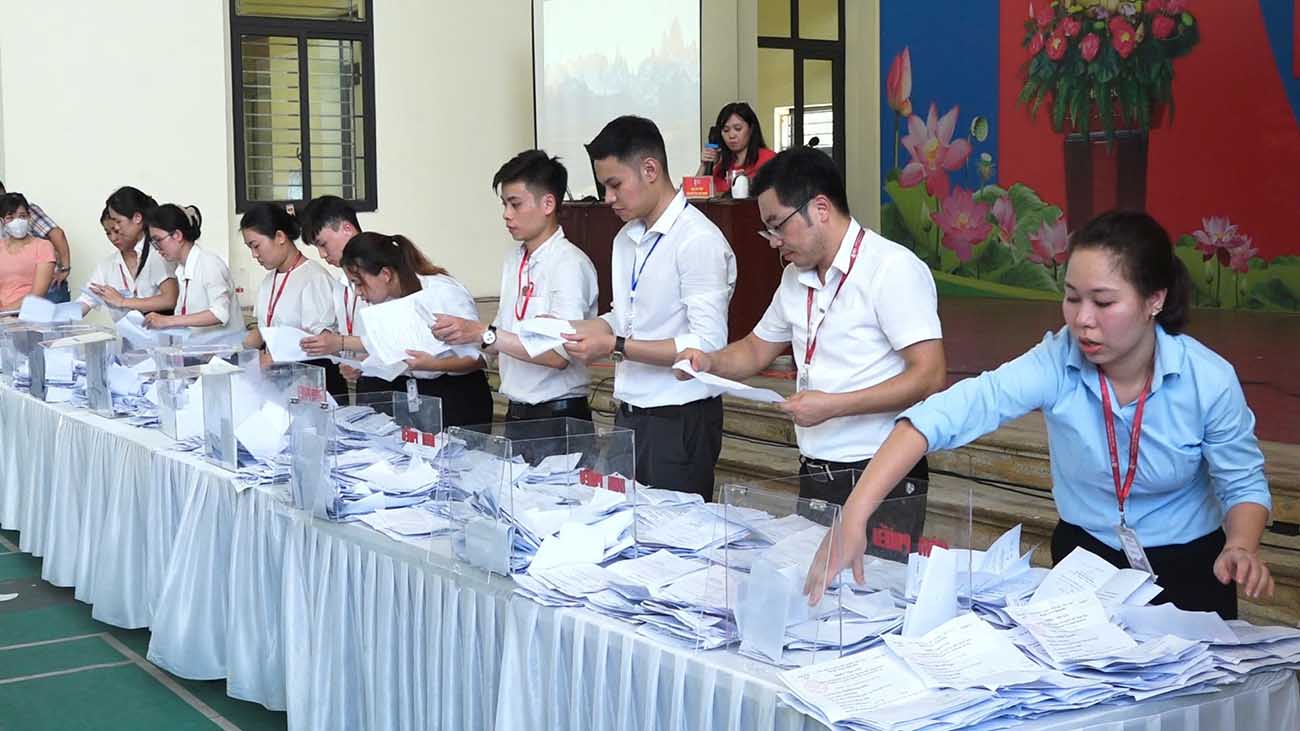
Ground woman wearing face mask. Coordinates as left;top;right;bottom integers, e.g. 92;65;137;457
339;232;493;428
140;204;246;344
239;203;341;392
0;193;57;310
697;102;776;197
805;211;1275;620
79;188;178;319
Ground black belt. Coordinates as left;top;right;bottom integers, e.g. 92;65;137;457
507;396;587;417
616;396;719;417
800;455;869;481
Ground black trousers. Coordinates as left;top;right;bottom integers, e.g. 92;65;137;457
615;397;723;501
798;456;929;564
499;397;594;465
394;370;494;430
1051;520;1237;619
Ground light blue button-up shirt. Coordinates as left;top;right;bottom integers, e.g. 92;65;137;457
902;325;1271;550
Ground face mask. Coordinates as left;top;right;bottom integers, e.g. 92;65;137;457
4;218;30;239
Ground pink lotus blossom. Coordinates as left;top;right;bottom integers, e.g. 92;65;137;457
1029;218;1070;266
1193;216;1243;265
992;197;1016;244
931;188;992;262
1046;30;1068;60
887;47;912;117
1061;16;1083;37
1228;236;1257;274
1034;3;1056;28
1166;0;1189;12
1080;33;1102;61
900;103;973;199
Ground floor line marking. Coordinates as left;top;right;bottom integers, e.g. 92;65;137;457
0;633;105;652
98;632;243;731
0;660;132;685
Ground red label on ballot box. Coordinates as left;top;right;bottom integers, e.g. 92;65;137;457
401;427;418;444
682;176;714;200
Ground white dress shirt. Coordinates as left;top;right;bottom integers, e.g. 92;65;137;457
409;273;482;380
599;190;737;408
253;255;336;336
175;244;246;341
332;272;369;339
753;220;942;462
77;237;176;320
493;227;598;404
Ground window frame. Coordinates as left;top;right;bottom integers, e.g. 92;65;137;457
229;0;378;213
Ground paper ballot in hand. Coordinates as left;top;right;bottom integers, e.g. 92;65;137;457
261;326;313;363
18;295;82;324
671;360;785;404
515;318;576;358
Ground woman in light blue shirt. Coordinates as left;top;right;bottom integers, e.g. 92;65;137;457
807;211;1273;618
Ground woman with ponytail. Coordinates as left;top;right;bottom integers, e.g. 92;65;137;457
80;186;178;318
805;210;1275;620
140;204;246;345
239;203;341;392
340;232;493;428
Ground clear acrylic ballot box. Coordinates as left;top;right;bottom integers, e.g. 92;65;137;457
24;324;99;400
38;329;118;415
288;390;443;520
153;346;251;441
0;321;36;387
430;417;636;581
715;471;974;667
202;361;325;471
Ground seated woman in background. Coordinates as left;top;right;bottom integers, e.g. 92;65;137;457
79;186;178;319
697;102;776;196
339;232;493;428
238;202;342;392
140;204;246;345
0;192;56;310
805;211;1274;620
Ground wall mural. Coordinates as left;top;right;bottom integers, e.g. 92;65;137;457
879;0;1300;311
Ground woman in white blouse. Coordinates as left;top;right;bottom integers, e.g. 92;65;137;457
238;203;341;392
339;232;493;427
141;204;246;344
80;187;178;318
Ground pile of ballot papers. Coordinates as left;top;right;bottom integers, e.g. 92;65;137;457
776;538;1300;731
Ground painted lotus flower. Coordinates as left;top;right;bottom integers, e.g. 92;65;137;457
1080;33;1102;62
1193;216;1244;264
931;188;992;262
992;196;1016;244
1109;17;1138;58
1029;218;1070;266
900;103;972;199
887;47;912;117
1229;236;1258;274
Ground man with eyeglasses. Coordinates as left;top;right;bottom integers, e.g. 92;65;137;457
676;147;945;555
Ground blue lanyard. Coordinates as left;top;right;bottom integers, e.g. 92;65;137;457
629;232;664;298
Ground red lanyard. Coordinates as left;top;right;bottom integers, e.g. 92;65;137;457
118;264;138;297
514;248;535;321
265;254;304;326
342;286;358;335
179;279;190;316
803;228;866;369
1098;367;1153;518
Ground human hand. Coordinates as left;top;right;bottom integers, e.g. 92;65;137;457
143;313;173;329
431;314;485;346
779;390;841;427
1214;545;1274;600
673;348;710;381
300;330;343;357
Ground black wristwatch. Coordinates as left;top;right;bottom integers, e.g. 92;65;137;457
611;336;627;363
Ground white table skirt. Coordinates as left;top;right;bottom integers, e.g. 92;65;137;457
2;386;1297;731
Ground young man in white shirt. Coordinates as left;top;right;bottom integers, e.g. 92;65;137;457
434;150;599;425
564;116;738;500
677;147;945;555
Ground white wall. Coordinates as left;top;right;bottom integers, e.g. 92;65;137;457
0;0;535;302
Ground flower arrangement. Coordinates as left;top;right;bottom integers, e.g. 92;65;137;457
1018;0;1200;136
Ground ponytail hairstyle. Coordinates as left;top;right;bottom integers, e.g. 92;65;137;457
1067;210;1193;334
239;202;300;242
142;204;202;276
340;232;447;298
105;186;158;222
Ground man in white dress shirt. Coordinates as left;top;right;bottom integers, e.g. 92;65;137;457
434;150;599;426
677;147;945;555
564;116;737;500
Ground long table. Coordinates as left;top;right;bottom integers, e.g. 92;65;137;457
1;386;1296;731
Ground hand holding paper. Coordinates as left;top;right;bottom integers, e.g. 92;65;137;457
516;317;575;358
671;359;785;404
261;325;313;363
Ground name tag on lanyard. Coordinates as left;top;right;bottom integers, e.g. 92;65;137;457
1100;367;1156;575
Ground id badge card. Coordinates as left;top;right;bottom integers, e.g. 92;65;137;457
626;295;636;337
797;369;809;392
1116;518;1155;575
406;377;420;413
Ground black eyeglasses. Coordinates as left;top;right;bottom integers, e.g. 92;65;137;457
148;232;173;250
758;198;811;242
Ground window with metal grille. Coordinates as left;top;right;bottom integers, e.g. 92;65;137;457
230;0;377;212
